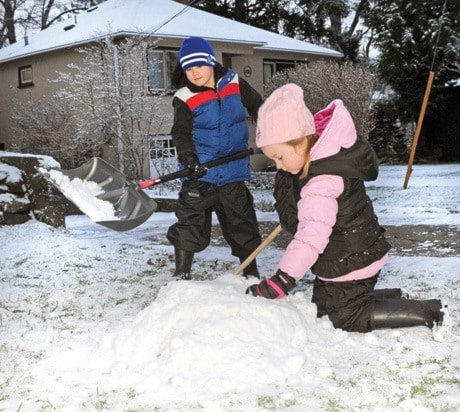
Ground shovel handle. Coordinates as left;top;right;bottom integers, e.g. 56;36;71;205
233;224;283;276
139;148;258;189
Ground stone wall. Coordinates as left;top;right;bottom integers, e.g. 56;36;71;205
0;153;75;228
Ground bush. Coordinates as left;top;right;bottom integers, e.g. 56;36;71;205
266;61;376;139
11;93;102;169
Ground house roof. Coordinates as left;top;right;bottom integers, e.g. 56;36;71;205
0;0;343;64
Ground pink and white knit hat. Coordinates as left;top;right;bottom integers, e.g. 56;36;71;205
256;84;316;148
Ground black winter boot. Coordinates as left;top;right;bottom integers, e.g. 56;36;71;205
241;260;260;279
374;288;407;300
173;249;194;280
371;298;443;330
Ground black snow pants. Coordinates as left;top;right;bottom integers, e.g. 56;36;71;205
312;274;379;333
167;180;261;261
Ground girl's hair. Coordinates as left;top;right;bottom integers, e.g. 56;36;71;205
286;134;319;179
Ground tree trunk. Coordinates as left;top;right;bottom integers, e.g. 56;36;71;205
3;0;17;45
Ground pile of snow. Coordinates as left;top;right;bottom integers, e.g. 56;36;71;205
98;275;323;396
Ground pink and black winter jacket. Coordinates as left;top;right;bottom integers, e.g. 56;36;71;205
274;100;391;282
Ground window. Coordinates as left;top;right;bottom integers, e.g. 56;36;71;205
263;60;299;84
18;65;34;88
150;135;176;158
149;135;178;176
148;49;179;92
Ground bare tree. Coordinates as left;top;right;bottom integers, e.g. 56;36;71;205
12;36;170;176
0;0;27;47
52;36;171;179
32;0;99;30
0;0;105;47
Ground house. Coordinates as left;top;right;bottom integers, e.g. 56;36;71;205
0;0;343;174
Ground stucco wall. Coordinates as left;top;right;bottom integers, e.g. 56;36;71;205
0;48;85;151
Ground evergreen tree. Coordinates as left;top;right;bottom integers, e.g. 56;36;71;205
368;101;407;164
194;0;366;62
194;0;291;33
364;0;460;122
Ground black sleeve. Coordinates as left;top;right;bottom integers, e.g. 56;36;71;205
239;77;263;120
170;97;196;156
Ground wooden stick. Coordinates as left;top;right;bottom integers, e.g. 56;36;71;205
403;71;435;189
233;224;283;276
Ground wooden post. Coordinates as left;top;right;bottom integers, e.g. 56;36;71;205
403;71;435;189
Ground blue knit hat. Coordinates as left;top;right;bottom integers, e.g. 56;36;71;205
179;37;217;71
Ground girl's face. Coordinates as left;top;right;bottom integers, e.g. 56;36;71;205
185;65;215;88
262;139;308;174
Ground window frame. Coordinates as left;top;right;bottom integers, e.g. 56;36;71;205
149;135;177;159
263;59;302;84
18;65;34;88
147;48;180;94
149;135;178;177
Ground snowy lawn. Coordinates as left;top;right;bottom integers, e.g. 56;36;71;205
0;163;459;411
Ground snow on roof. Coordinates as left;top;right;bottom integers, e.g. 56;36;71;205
0;0;343;64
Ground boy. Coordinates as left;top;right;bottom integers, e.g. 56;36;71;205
167;37;262;280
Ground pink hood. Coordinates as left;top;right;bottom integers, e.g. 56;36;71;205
311;100;357;160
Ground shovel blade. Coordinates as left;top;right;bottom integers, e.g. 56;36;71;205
95;185;157;231
61;157;129;191
60;158;157;231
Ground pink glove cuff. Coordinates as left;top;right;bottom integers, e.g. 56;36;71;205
266;279;286;299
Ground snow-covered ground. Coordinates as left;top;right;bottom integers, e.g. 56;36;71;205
0;163;459;411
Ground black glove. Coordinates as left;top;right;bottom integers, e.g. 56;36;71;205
179;151;207;179
246;270;297;299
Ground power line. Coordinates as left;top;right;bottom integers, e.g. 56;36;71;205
430;0;448;72
152;0;203;34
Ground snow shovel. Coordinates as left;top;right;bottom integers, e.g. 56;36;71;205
55;157;158;231
58;148;258;231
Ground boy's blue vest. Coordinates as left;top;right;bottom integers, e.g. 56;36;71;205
174;70;251;185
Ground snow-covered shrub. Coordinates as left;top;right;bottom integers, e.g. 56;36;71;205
266;61;375;139
11;93;101;170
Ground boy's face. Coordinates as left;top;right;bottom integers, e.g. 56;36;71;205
185;65;214;88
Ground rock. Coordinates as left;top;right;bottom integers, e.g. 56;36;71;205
0;192;31;213
0;153;73;228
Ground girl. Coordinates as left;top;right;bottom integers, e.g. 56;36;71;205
247;83;450;338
